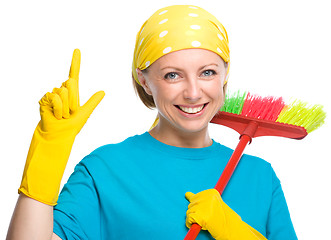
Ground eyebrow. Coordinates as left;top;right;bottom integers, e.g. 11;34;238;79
161;63;219;71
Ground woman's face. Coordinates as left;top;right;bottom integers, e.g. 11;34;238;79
137;48;227;134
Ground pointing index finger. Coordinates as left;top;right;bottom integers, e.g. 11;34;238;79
63;49;81;112
69;49;81;80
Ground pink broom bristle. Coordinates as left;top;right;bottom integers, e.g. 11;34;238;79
240;92;286;121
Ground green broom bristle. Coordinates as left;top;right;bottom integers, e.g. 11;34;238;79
221;90;246;114
221;90;326;133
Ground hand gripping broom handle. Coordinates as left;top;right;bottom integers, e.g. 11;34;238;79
184;121;258;240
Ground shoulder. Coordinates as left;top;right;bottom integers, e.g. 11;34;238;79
77;132;147;168
235;152;279;189
90;133;141;156
241;152;272;171
214;141;272;171
240;153;275;182
218;143;275;182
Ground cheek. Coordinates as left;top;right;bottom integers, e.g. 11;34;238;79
206;79;224;101
150;82;179;105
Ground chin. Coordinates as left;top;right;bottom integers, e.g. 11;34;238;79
175;121;209;134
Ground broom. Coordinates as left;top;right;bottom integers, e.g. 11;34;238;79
184;90;326;240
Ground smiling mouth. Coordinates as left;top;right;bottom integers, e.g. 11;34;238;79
175;103;207;114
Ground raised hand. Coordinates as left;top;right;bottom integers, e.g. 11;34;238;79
19;49;105;205
38;49;105;136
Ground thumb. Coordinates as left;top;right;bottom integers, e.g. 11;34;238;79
80;90;105;119
185;192;195;202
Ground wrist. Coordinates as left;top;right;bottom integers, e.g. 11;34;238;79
18;126;76;205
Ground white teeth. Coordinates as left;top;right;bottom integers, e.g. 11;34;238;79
179;105;204;114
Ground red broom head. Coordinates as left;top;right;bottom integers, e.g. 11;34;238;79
213;91;326;139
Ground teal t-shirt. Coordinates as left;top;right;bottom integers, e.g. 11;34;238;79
53;132;297;239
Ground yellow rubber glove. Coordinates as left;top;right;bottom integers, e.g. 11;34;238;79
18;49;105;206
185;189;267;240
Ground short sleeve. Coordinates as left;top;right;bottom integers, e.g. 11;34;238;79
266;169;298;240
53;156;101;240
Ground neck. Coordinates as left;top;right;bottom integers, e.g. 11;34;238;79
149;119;212;148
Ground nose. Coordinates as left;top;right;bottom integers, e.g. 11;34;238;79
183;77;202;102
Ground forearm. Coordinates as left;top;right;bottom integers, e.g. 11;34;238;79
223;221;267;240
6;193;54;240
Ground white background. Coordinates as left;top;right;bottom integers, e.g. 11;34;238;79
1;0;330;239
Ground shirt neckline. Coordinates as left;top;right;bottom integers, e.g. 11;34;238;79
136;131;221;160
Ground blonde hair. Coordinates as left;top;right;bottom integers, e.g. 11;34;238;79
132;69;155;109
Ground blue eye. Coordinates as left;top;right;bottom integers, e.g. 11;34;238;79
164;72;178;80
202;70;216;77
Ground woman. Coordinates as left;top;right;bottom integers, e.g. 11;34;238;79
7;5;297;240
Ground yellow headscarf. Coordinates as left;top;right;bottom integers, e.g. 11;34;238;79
132;5;230;129
132;5;230;85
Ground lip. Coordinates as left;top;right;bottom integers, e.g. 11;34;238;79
175;103;208;118
177;103;205;108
